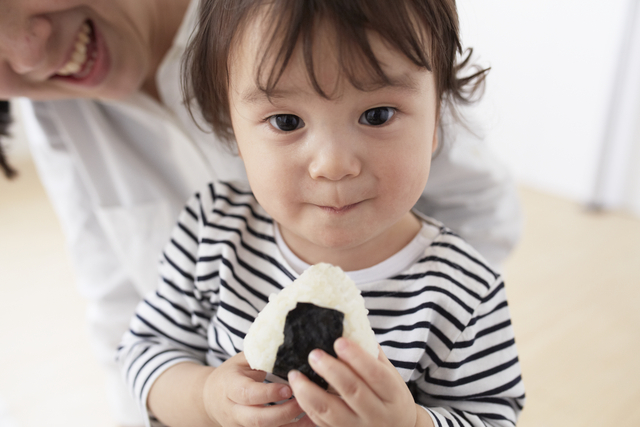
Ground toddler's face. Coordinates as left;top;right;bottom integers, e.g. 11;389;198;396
228;22;438;268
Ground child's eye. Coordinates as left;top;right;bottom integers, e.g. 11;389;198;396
358;107;396;126
268;114;305;132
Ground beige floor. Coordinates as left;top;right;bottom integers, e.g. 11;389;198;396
1;159;639;427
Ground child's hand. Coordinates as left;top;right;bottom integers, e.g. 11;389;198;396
203;352;306;427
288;338;426;427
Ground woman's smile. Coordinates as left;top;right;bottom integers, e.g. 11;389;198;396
0;0;189;100
56;21;94;77
52;19;110;87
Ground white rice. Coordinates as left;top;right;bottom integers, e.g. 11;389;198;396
244;263;379;372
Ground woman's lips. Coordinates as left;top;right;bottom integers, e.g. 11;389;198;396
52;20;110;87
56;21;93;76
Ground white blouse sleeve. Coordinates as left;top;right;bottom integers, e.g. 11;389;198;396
416;123;522;269
22;99;147;424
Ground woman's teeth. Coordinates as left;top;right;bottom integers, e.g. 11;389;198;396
57;22;95;77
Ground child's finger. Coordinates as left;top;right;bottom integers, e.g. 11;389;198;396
333;338;403;403
232;397;304;427
227;376;293;406
288;370;358;427
306;347;383;419
221;352;293;405
281;414;316;427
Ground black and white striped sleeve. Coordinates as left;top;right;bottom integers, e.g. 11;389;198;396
416;276;525;427
117;192;216;425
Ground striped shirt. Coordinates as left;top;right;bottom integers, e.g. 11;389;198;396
117;181;525;426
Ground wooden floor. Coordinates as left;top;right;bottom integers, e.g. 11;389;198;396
1;159;639;427
504;188;640;426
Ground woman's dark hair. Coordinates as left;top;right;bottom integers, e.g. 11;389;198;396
0;100;17;179
184;0;489;146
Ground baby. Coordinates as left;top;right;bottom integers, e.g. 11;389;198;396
118;0;525;426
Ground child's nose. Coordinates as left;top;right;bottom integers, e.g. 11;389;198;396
0;13;52;75
308;136;362;181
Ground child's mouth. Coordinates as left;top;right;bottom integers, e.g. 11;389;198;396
319;202;360;214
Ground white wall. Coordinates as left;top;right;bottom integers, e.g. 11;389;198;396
623;94;640;216
457;0;629;203
589;0;640;216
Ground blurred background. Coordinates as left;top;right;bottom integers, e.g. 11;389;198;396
459;0;640;212
1;0;640;426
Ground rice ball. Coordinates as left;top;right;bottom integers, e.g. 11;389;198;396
244;263;379;386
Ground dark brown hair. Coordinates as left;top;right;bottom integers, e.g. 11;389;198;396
184;0;488;146
0;100;17;180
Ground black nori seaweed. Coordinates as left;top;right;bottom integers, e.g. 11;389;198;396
272;302;344;389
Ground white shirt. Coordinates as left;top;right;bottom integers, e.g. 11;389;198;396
20;0;521;423
275;217;441;280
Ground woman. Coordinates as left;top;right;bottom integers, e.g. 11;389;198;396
0;0;521;425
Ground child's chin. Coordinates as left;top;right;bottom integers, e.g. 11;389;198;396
315;230;366;249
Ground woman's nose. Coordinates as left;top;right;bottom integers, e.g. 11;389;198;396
308;136;362;181
0;15;52;74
